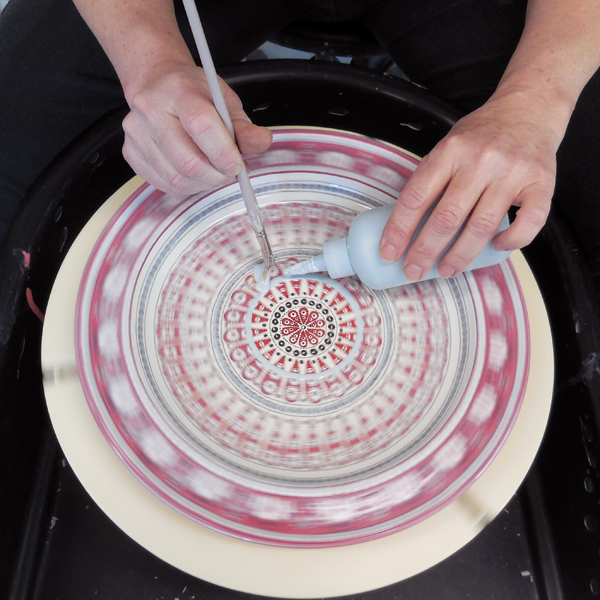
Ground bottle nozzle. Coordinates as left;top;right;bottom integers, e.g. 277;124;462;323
284;237;355;280
283;254;326;277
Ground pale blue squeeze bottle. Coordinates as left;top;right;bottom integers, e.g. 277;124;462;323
284;204;511;290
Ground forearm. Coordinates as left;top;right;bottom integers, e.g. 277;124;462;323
71;0;194;103
71;0;271;196
493;0;600;138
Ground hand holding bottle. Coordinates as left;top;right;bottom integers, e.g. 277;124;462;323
378;90;559;281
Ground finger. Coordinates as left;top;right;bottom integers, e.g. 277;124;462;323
153;112;235;190
124;103;233;189
123;121;232;195
379;153;450;263
234;118;273;156
436;185;511;277
123;135;182;194
493;184;551;251
176;88;244;176
401;171;485;280
222;82;273;156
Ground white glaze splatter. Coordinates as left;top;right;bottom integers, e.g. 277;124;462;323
253;263;272;294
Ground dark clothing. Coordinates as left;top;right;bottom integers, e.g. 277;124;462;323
0;0;599;281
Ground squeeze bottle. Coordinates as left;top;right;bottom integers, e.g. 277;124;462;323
283;204;511;290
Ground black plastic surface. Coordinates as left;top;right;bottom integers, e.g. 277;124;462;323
1;61;599;600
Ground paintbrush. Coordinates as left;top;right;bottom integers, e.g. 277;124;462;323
181;0;275;280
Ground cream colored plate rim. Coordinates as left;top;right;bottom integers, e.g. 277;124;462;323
41;176;554;599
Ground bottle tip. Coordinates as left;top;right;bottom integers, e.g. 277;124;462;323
283;257;321;277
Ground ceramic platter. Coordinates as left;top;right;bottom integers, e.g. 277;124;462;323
42;127;553;597
76;128;528;548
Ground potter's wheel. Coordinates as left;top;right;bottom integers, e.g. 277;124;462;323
42;128;553;597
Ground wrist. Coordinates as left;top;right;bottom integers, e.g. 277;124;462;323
113;29;195;104
488;79;574;143
121;51;196;106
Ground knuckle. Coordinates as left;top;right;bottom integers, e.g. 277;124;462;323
213;145;240;170
163;69;191;95
122;145;141;176
441;132;474;158
430;205;463;235
477;145;502;167
383;219;411;245
525;204;549;229
176;155;207;180
122;113;143;141
467;213;499;239
399;186;429;211
535;165;557;189
185;110;215;138
504;156;555;189
410;243;437;264
122;112;134;135
169;162;230;194
508;159;538;183
130;92;156;121
122;139;134;162
168;172;188;194
122;140;147;175
440;133;462;153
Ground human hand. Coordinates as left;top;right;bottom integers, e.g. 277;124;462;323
121;59;272;195
378;92;560;280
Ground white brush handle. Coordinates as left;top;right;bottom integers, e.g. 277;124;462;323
181;0;274;268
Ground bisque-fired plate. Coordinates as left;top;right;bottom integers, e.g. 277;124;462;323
75;128;529;548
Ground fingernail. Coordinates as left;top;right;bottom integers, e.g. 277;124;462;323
438;264;456;278
380;243;401;263
404;263;423;281
222;161;242;176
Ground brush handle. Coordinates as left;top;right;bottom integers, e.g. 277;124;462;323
181;0;235;138
181;0;274;268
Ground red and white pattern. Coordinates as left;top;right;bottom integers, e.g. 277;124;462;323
75;128;529;547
